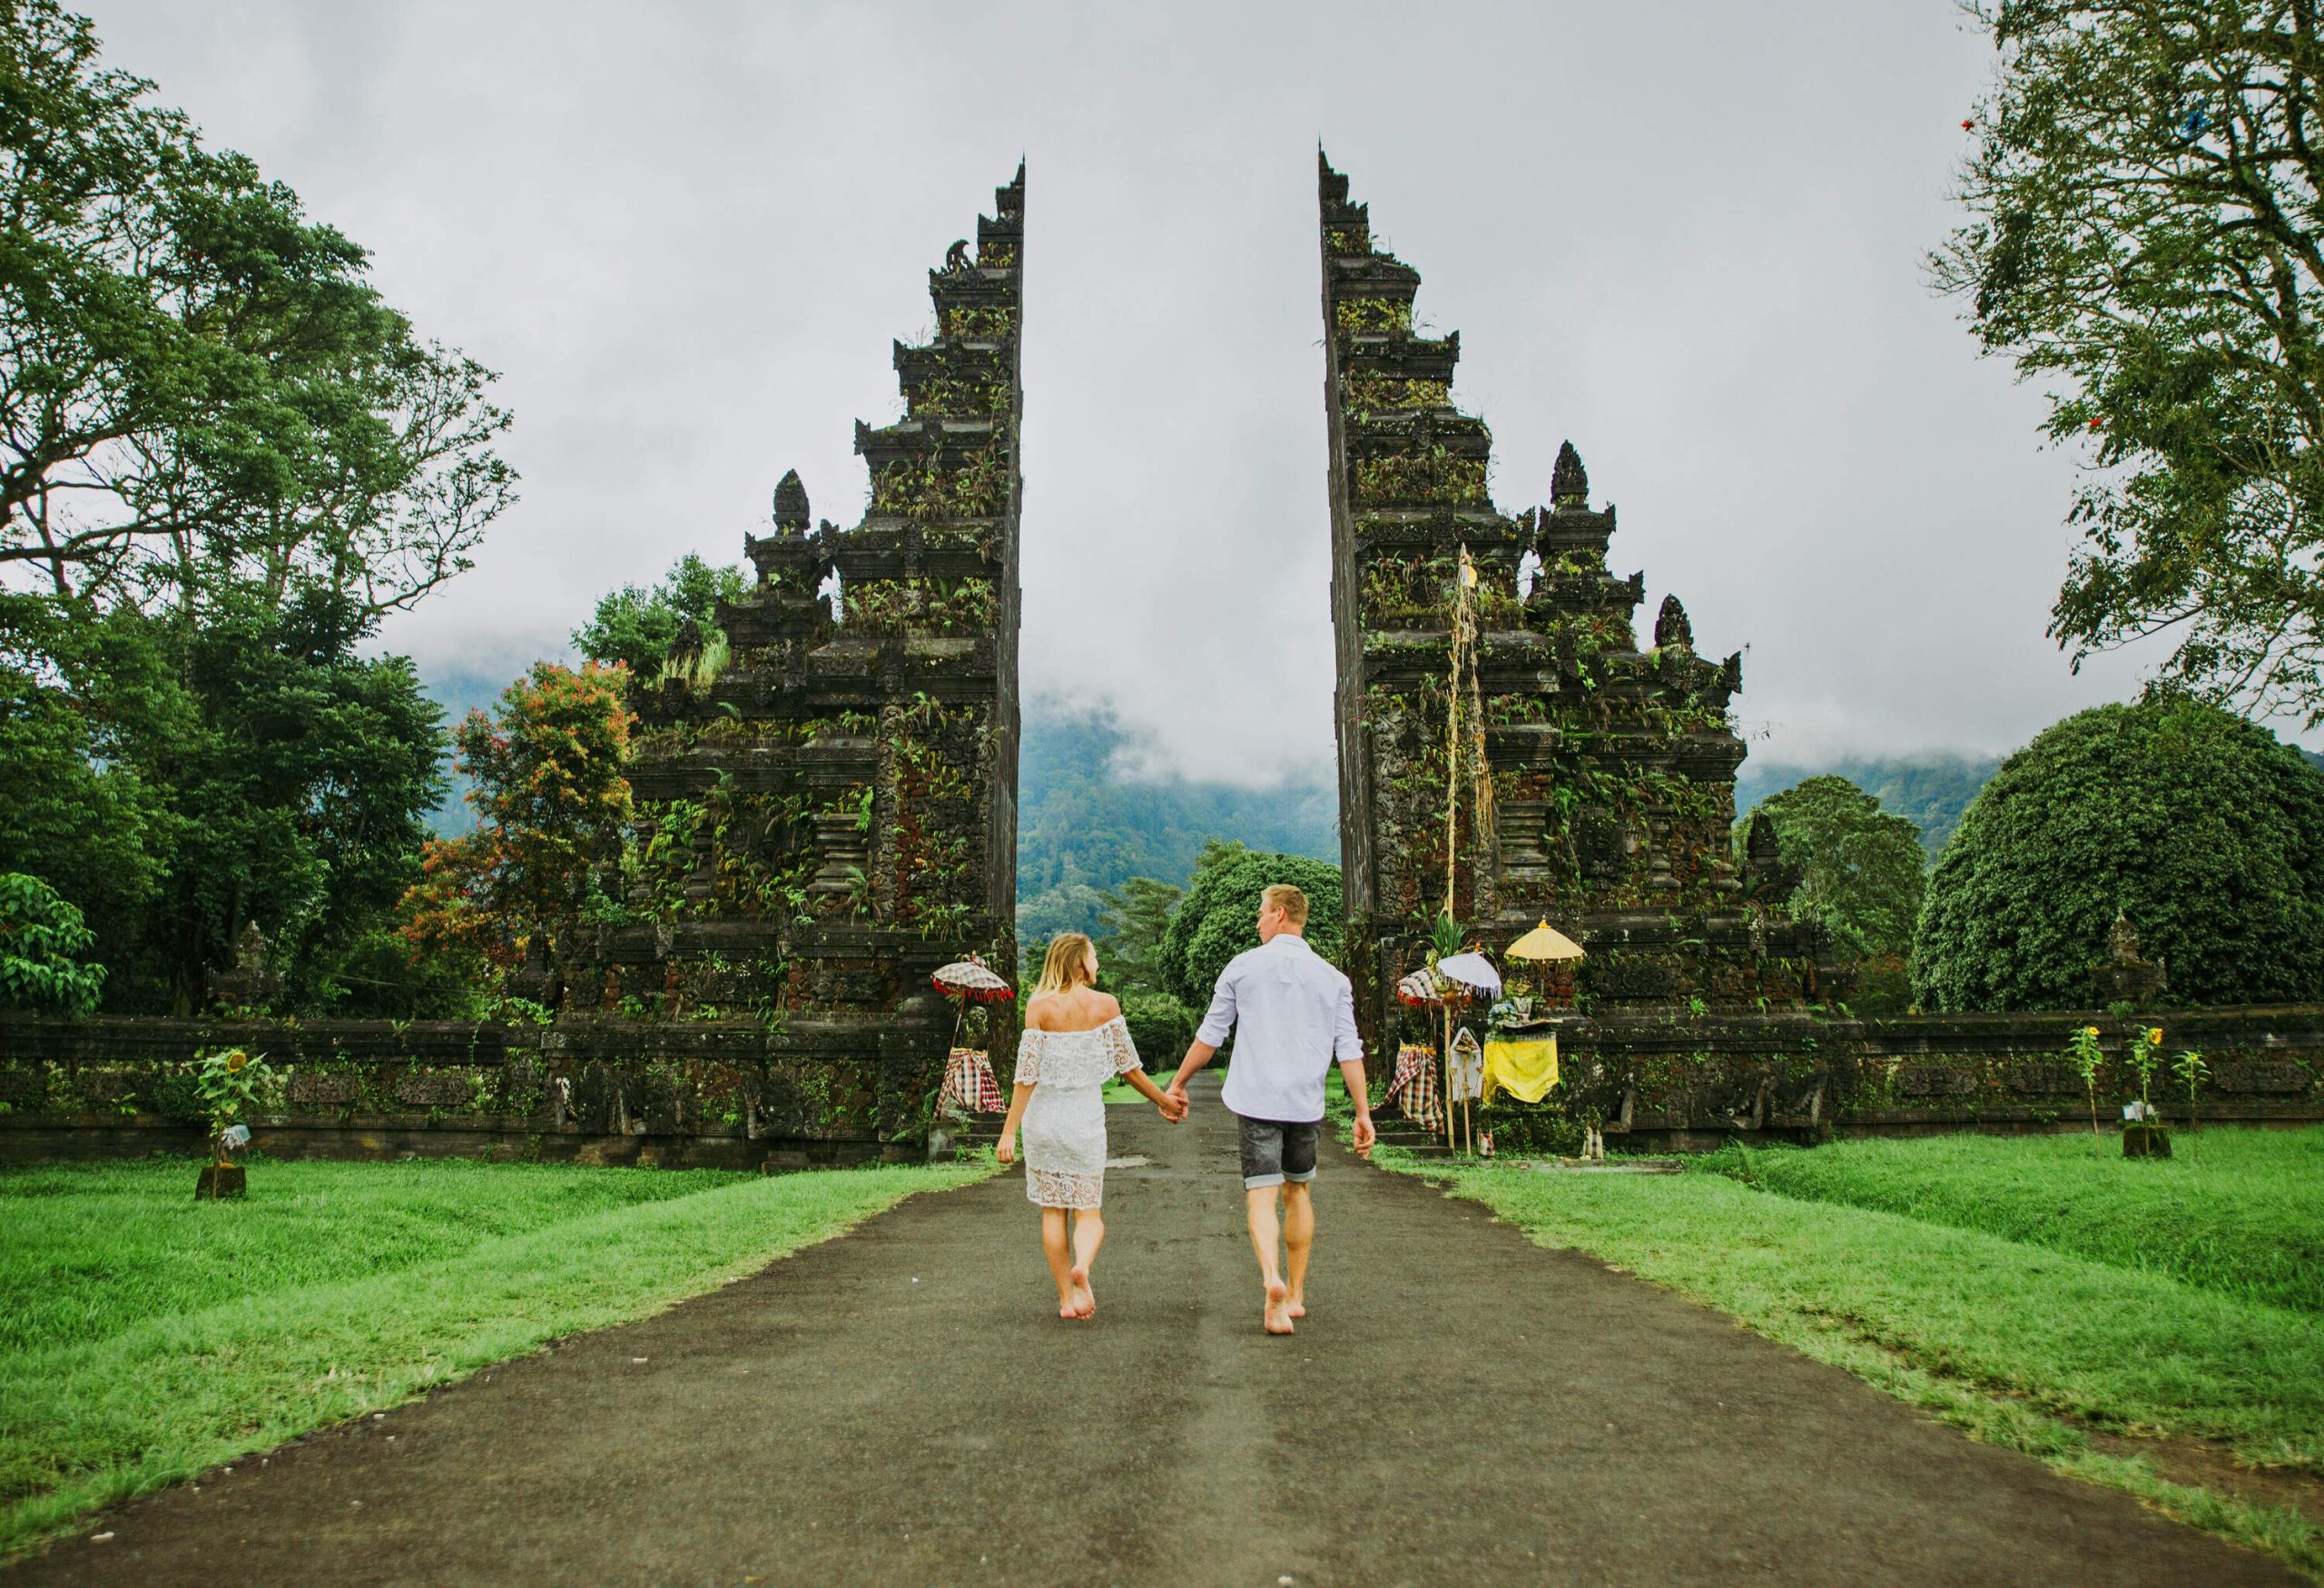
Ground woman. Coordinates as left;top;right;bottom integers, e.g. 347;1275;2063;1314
996;932;1184;1318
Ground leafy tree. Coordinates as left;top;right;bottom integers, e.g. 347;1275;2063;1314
1160;842;1344;1008
1912;698;2324;1011
0;871;104;1013
1935;2;2324;725
1738;776;1927;962
0;0;514;613
1120;991;1194;1070
574;554;747;680
1094;875;1181;996
401;662;632;976
135;587;448;1012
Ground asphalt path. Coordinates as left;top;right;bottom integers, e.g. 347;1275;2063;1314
8;1075;2298;1586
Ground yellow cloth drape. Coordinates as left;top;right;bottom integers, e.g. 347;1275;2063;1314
1481;1036;1559;1104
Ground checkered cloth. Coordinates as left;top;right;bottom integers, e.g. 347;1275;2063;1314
938;1048;1005;1116
1384;1043;1443;1132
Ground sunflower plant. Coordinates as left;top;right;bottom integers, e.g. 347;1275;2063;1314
193;1048;279;1167
2064;1024;2107;1152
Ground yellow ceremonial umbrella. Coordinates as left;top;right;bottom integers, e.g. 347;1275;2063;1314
1507;920;1585;962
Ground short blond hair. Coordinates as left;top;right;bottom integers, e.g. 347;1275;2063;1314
1261;883;1309;926
1033;932;1097;997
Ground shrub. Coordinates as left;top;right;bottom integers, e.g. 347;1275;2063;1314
1120;992;1194;1070
1912;699;2324;1011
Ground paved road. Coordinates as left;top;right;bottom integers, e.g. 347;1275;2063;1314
8;1076;2298;1586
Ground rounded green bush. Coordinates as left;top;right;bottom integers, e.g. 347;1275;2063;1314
1911;699;2324;1011
1119;992;1195;1070
1161;850;1343;1008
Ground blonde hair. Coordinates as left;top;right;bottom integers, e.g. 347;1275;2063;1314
1261;883;1310;926
1033;932;1098;998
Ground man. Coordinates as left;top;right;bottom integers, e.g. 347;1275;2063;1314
1167;883;1375;1336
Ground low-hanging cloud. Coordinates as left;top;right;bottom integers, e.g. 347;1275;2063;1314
84;0;2210;788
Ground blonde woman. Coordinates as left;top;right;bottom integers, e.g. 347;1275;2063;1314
997;932;1185;1318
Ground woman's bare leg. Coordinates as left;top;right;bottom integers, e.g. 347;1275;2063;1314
1040;1208;1078;1317
1068;1208;1104;1317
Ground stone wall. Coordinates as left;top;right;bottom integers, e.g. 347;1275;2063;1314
1452;1005;2324;1154
0;1013;950;1169
8;1006;2317;1166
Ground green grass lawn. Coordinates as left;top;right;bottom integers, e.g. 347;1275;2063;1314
0;1153;987;1556
1393;1128;2324;1578
1703;1126;2324;1315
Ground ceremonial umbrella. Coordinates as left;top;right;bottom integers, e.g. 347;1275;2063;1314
931;955;1014;1001
1506;920;1585;962
931;955;1013;1114
1434;951;1502;997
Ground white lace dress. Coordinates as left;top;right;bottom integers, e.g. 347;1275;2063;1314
1017;1015;1143;1209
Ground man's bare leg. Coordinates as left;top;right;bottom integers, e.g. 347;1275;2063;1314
1245;1185;1295;1334
1282;1181;1315;1318
1040;1208;1078;1319
1068;1208;1103;1317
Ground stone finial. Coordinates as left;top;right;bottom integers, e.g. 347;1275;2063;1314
1551;440;1589;510
212;921;282;1010
943;239;971;273
2091;907;2168;1004
773;469;811;533
1656;595;1694;652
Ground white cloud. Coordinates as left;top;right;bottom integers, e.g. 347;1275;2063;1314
81;0;2294;787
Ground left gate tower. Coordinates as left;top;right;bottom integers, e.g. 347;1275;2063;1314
561;163;1026;1148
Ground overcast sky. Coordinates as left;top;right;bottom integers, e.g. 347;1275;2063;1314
85;0;2204;785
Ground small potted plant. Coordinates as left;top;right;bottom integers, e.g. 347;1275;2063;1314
2122;1026;2171;1159
193;1047;277;1200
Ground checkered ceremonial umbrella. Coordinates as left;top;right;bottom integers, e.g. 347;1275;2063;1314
931;955;1013;1002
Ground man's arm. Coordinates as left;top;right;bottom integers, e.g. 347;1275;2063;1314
1169;964;1239;1103
1338;1059;1375;1157
1168;1039;1218;1099
1334;977;1374;1155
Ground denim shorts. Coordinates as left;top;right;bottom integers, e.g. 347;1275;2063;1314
1236;1114;1320;1189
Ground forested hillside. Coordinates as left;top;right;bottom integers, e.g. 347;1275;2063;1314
1736;755;1999;857
1015;706;1337;946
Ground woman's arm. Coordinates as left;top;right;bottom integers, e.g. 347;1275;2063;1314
996;1081;1033;1163
1121;1067;1186;1120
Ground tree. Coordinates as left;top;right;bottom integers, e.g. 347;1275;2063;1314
1738;776;1927;962
401;662;633;977
1094;875;1181;996
1912;698;2324;1011
1935;2;2324;726
1161;843;1344;1008
0;871;104;1013
0;0;515;613
574;553;747;680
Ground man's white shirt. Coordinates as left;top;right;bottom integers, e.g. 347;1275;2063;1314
1196;933;1364;1122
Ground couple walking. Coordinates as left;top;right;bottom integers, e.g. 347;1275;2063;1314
994;883;1377;1333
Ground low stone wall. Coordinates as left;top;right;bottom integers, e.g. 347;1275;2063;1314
6;1005;2319;1167
1400;1005;2324;1154
0;1011;950;1169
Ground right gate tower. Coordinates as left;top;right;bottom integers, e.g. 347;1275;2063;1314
1318;153;1827;1056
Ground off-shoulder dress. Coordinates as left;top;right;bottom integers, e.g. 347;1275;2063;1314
1015;1015;1144;1209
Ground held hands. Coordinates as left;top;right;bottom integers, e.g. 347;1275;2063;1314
995;1131;1015;1165
1153;1089;1187;1124
1351;1113;1376;1159
1164;1080;1190;1123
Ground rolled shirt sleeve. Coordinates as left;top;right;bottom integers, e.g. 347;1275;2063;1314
1332;977;1364;1064
1194;964;1239;1048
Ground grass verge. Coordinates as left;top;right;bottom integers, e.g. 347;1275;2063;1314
1702;1126;2324;1315
1377;1141;2324;1579
0;1156;987;1555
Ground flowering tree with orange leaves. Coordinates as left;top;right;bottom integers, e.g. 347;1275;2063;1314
401;662;633;981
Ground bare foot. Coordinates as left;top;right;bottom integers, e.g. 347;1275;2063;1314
1058;1300;1079;1320
1287;1297;1306;1319
1264;1277;1295;1336
1069;1264;1096;1317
